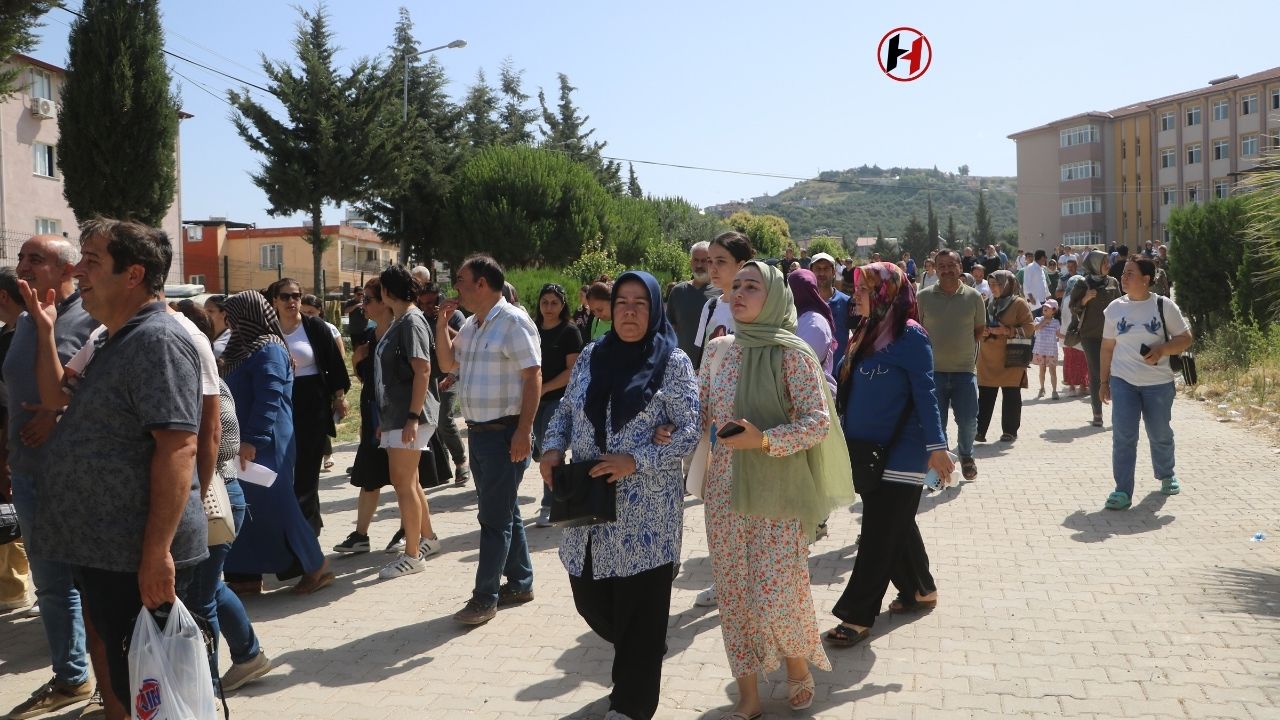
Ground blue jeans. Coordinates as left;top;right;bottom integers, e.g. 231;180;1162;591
9;473;89;685
1110;378;1177;498
533;397;562;509
934;372;979;458
468;425;534;606
188;479;261;683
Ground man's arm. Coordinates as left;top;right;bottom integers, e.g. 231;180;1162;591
196;395;219;498
510;366;541;462
139;429;198;609
435;302;459;373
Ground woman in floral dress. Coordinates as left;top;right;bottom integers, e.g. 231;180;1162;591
700;260;853;719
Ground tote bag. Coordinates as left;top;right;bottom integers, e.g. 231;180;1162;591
685;338;729;498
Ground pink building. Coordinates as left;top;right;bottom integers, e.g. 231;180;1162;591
0;53;185;280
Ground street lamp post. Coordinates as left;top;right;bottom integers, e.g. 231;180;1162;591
399;39;466;265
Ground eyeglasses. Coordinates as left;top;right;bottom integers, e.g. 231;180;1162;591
276;292;302;301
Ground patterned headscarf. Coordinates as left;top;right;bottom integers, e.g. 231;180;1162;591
220;290;288;377
1080;250;1108;283
842;262;919;378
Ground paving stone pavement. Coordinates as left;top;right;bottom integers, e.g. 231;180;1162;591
3;391;1279;719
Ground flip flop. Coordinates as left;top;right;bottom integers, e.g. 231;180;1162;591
291;571;334;595
823;623;869;647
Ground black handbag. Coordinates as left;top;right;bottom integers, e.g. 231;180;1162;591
1157;297;1197;385
549;460;617;528
0;503;19;545
847;400;914;495
1004;337;1033;368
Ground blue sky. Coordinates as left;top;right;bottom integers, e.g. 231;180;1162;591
29;0;1280;229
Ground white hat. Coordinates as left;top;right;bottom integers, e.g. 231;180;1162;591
809;252;837;268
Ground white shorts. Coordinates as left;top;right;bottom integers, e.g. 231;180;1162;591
380;425;437;451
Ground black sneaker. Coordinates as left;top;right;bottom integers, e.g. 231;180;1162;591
333;531;370;554
384;528;406;554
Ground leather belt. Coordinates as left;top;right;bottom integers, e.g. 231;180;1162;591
465;415;520;431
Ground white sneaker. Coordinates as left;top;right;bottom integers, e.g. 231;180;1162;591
378;553;426;580
694;585;718;607
418;536;442;558
534;506;553;528
22;601;40;617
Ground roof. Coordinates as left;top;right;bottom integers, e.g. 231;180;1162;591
1008;65;1280;139
8;53;194;119
183;219;254;229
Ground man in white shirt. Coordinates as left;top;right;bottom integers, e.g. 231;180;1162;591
971;264;992;300
1022;250;1050;316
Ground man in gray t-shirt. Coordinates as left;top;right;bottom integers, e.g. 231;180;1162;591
666;241;720;368
28;219;206;709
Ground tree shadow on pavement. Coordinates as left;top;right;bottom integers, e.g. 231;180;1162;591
1061;491;1173;542
240;615;470;693
1199;566;1280;617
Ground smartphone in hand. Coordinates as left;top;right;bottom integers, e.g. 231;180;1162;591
1139;343;1152;359
717;421;746;439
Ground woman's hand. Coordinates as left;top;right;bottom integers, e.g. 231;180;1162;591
720;418;765;451
332;393;348;421
439;374;457;392
539;449;564;489
652;424;675;446
1142;344;1165;365
927;450;954;483
238;442;257;471
400;422;417;447
1083;289;1098;305
589;454;637;483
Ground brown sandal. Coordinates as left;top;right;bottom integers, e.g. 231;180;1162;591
889;595;938;613
291;571;334;595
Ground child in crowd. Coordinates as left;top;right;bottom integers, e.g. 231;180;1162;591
1032;299;1062;399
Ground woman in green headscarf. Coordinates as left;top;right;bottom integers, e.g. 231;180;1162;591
698;260;851;718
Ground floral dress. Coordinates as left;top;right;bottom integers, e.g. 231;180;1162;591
700;339;832;678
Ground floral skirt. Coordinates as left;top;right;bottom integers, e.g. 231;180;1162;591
1063;346;1089;386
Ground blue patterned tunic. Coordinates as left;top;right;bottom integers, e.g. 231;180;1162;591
544;345;700;579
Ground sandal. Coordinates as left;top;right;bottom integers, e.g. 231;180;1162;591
889;594;938;613
1160;476;1181;495
823;623;869;647
787;672;815;710
1104;491;1131;510
717;713;761;720
291;570;334;595
1090;416;1104;428
960;456;978;481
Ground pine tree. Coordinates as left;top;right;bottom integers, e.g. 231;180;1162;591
538;73;622;194
0;1;54;98
496;58;537;145
461;69;501;149
974;191;994;247
946;214;959;250
627;163;642;199
229;3;393;293
901;214;931;261
58;0;179;226
926;195;939;252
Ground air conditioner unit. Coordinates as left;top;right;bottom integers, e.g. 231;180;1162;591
31;98;56;119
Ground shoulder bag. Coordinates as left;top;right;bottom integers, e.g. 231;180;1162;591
549;459;616;527
685;337;729;498
1157;296;1197;385
846;398;914;495
204;474;236;546
0;502;19;545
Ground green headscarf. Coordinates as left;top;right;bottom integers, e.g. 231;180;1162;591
730;260;854;540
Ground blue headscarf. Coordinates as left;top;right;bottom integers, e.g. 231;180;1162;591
584;271;677;453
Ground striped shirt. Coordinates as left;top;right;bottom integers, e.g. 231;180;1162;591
454;298;541;422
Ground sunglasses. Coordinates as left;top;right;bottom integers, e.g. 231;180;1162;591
276;292;302;301
540;283;564;293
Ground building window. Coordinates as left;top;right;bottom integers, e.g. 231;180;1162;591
187;225;203;242
30;69;52;100
1212;99;1229;121
1121;140;1126;159
189;274;206;286
259;243;283;269
1241;93;1258;115
1063;231;1101;245
1214;179;1230;199
1122;211;1128;230
1273;88;1280;110
1136;137;1141;156
1212;139;1229;160
32;143;56;177
1160;148;1175;168
35;218;60;235
1185;105;1201;126
1160;112;1174;131
1186;144;1201;165
1059;124;1099;147
1137;211;1143;228
1060;160;1100;181
1187;184;1202;203
1136;177;1142;195
1161;187;1175;206
1242;135;1259;157
1062;196;1101;216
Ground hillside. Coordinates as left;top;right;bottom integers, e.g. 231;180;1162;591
710;165;1018;248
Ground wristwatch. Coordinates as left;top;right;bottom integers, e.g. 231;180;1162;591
407;410;421;421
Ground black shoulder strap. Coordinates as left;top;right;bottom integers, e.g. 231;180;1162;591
1157;296;1170;343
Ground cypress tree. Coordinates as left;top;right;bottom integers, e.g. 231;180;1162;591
926;195;939;251
974;191;994;247
946;214;959;250
627;163;642;199
460;69;500;148
59;0;179;226
496;58;537;145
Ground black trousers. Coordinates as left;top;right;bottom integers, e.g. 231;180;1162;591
435;388;467;467
977;385;1022;437
568;550;673;720
292;374;329;535
75;565;198;708
1081;337;1104;418
832;482;933;628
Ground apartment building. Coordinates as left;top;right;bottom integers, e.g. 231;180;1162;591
183;219;396;295
0;54;186;277
1009;67;1280;250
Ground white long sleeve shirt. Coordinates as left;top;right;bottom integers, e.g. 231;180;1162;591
1022;262;1049;311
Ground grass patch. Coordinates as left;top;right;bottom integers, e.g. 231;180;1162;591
1185;321;1280;431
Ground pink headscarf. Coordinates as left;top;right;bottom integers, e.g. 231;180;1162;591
787;269;834;334
841;262;922;378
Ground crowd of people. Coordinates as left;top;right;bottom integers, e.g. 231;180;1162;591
0;222;1192;720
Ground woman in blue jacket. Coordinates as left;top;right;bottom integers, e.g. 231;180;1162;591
221;291;332;595
825;262;953;647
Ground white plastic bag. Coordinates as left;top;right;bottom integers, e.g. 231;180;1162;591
128;598;217;720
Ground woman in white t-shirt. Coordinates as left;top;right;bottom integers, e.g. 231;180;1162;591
694;231;754;354
1098;256;1193;510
